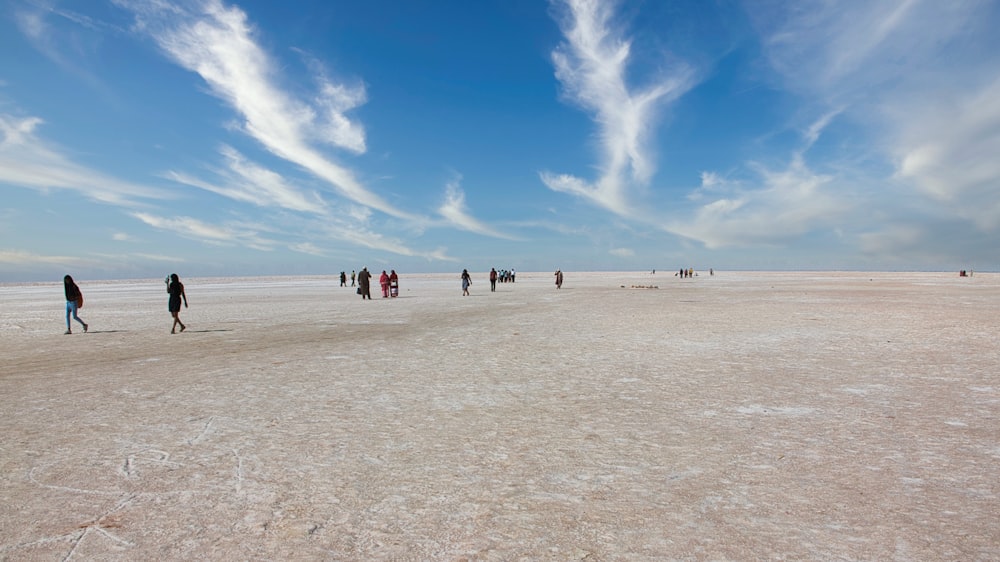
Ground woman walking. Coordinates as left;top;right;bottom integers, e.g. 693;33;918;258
461;269;472;296
63;275;88;334
167;273;188;334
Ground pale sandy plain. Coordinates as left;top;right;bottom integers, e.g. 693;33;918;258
1;271;998;561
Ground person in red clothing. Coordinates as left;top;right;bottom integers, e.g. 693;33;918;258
489;268;497;292
379;270;390;298
389;270;399;297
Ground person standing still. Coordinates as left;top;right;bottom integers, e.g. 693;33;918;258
358;267;372;300
555;269;563;289
489;268;497;292
63;275;88;334
167;273;188;334
461;269;472;296
379;270;390;298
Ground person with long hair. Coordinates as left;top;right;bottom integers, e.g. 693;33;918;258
167;273;188;334
461;269;472;296
63;275;88;334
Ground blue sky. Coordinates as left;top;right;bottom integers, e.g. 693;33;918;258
2;0;999;281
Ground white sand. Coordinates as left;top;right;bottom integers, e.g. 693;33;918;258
1;271;998;560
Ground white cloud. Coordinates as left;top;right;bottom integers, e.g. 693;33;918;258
121;0;418;220
437;177;518;240
0;114;170;205
892;77;1000;230
609;247;634;258
0;249;84;265
671;156;849;248
542;0;695;217
165;145;328;214
131;211;277;251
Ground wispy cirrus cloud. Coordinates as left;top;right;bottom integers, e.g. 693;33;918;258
0;249;86;266
672;153;849;249
165;145;328;214
542;0;695;216
117;0;418;221
747;0;1000;250
0;114;169;205
438;177;519;240
131;211;278;251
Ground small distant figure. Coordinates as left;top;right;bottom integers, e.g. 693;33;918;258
351;270;356;287
63;275;88;334
490;268;497;292
461;269;472;296
340;271;347;287
380;270;390;298
358;267;372;299
511;269;516;283
652;269;655;274
167;273;188;334
710;268;714;276
389;270;399;297
554;269;563;289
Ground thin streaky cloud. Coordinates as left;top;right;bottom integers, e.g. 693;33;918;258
542;0;695;217
164;145;329;214
0;114;171;205
437;178;521;240
121;0;419;221
0;249;85;265
131;211;278;251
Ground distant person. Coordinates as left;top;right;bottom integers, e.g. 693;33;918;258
461;269;472;296
554;269;563;289
379;270;390;298
167;273;188;334
389;270;399;297
340;271;347;287
490;268;497;292
63;275;88;334
511;269;516;283
710;268;714;276
350;270;356;287
358;267;372;300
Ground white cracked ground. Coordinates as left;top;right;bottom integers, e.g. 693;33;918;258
1;271;998;560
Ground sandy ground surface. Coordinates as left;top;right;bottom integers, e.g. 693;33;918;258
1;271;998;561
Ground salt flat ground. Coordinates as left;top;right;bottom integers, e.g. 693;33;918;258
1;271;998;561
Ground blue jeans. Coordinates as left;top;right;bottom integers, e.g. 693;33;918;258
66;300;85;329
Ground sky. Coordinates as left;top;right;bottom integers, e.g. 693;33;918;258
2;0;1000;281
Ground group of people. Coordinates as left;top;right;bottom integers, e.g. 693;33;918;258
351;267;400;299
487;268;517;292
62;273;187;334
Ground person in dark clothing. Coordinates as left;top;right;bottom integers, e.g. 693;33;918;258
357;267;372;300
340;271;347;287
167;273;188;334
63;275;88;334
490;268;497;292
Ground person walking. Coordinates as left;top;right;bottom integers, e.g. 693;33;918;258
167;273;188;334
63;275;88;334
358;267;372;300
351;270;356;287
340;271;347;287
555;269;563;289
489;268;497;292
379;270;390;298
461;269;472;296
